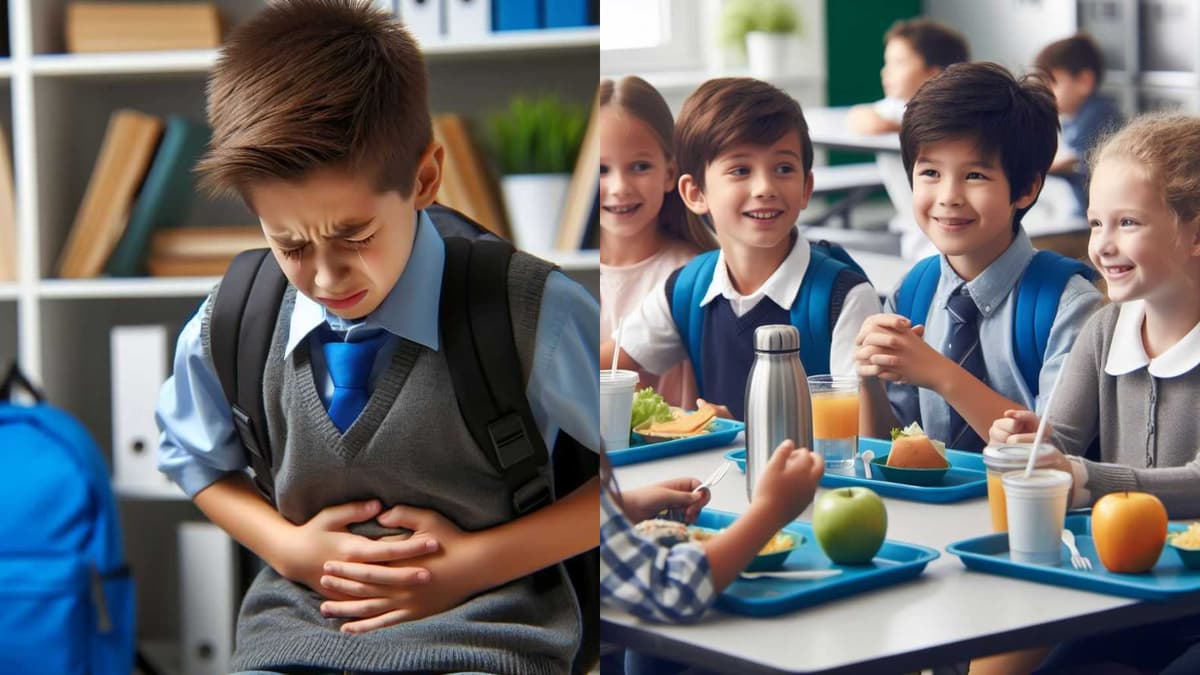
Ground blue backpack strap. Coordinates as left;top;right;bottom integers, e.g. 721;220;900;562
669;250;720;396
790;243;866;375
895;255;941;325
1013;250;1098;398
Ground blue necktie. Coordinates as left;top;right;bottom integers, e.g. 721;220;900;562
944;286;987;451
323;333;388;433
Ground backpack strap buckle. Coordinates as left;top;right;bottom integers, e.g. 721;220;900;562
488;412;536;469
512;474;553;515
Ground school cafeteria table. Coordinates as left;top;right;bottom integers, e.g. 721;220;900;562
601;442;1200;674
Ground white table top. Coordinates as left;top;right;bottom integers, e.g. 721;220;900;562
602;443;1198;674
805;106;900;154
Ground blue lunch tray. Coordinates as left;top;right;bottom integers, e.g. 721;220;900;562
724;437;987;503
946;514;1200;601
608;417;745;466
695;508;940;617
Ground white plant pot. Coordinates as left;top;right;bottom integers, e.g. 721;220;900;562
745;31;791;80
501;173;572;252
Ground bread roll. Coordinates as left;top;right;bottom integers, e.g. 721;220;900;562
888;434;948;469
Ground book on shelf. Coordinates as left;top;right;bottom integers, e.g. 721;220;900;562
65;2;223;53
56;109;164;279
432;114;510;239
146;225;266;277
106;117;211;277
0;127;16;282
149;225;266;259
145;255;235;278
554;90;599;251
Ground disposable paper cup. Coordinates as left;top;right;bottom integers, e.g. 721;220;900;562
983;443;1059;532
1003;469;1072;565
600;369;639;451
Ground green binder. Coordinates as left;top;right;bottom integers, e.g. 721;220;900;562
105;117;210;277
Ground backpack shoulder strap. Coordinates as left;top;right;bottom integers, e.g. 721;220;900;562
210;248;288;505
895;254;942;325
669;250;720;397
1013;250;1098;398
440;237;552;515
792;243;866;375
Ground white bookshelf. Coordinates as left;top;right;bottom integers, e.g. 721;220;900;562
2;0;598;649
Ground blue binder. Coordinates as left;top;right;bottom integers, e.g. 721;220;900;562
543;0;588;27
493;0;538;30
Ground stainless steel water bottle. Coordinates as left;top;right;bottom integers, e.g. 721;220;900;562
744;324;813;501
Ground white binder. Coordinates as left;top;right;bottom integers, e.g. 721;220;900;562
397;0;443;42
445;0;490;40
110;325;174;494
179;522;237;675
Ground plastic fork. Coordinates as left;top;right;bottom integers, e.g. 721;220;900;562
1061;529;1092;570
694;459;733;494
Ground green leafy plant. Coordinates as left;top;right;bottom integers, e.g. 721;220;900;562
720;0;801;53
487;95;587;175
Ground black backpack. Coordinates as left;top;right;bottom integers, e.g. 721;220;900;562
208;204;598;673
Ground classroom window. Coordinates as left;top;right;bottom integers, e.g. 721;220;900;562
601;0;703;73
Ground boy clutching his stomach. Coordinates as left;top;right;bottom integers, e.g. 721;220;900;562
155;1;600;672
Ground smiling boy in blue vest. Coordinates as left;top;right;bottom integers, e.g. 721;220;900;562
856;62;1103;453
153;2;599;673
602;77;880;421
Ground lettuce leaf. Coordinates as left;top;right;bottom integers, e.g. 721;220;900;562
630;387;673;430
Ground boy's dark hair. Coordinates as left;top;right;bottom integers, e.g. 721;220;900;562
675;77;812;190
1035;32;1105;87
197;0;431;201
901;62;1059;229
885;18;970;70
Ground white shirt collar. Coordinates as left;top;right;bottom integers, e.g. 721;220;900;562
1105;300;1200;378
699;233;810;311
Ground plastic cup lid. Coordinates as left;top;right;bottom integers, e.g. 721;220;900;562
983;443;1057;471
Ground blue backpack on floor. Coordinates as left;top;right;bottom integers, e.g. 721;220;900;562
0;363;136;675
895;250;1098;397
669;240;868;394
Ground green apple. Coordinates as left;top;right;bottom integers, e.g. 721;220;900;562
812;487;887;565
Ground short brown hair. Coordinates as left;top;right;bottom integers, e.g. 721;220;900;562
901;62;1059;229
1035;33;1105;87
885;18;969;70
197;0;431;200
1092;113;1200;224
674;77;812;191
600;77;717;252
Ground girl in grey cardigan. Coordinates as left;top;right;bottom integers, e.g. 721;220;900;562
991;113;1200;518
990;113;1200;675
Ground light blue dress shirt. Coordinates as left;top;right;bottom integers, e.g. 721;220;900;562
883;230;1104;445
156;211;600;497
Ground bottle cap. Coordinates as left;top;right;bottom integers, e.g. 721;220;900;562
753;324;800;353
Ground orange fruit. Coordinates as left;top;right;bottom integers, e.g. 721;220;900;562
1091;492;1168;573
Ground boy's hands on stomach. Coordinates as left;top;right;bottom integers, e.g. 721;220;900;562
271;499;439;603
318;504;480;633
855;314;942;388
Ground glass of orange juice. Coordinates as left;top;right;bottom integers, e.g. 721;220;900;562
808;375;859;472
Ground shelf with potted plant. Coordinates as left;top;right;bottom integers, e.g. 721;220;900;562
486;93;594;259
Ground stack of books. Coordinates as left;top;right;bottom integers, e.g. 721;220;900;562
55;110;261;279
65;2;223;53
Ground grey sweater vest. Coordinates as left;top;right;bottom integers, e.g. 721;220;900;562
205;252;578;673
1048;303;1200;518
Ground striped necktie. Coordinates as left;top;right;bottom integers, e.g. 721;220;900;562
944;285;986;451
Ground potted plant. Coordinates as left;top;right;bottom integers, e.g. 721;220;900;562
720;0;802;80
487;95;587;252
